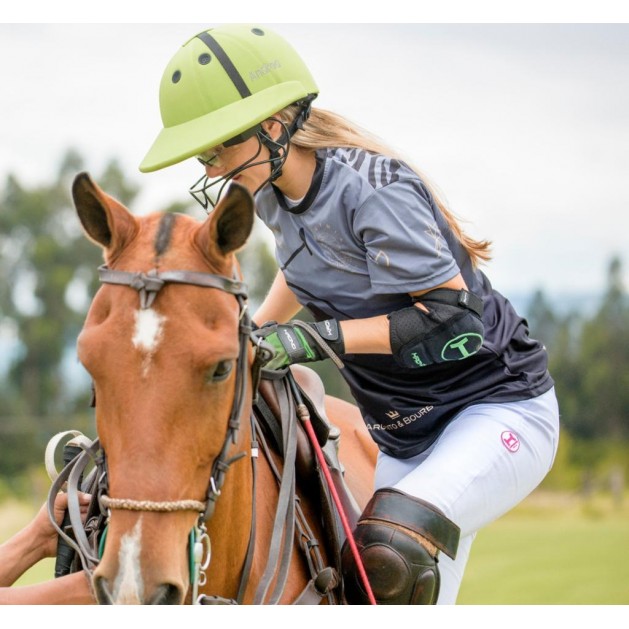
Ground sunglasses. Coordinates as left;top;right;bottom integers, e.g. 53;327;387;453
196;147;224;167
195;124;263;168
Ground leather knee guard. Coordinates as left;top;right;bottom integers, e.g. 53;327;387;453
341;488;460;605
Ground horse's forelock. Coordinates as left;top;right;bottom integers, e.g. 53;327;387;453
154;213;178;258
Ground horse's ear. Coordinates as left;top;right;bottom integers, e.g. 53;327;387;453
72;172;138;255
197;183;255;257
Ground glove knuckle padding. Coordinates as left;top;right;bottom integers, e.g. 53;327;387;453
341;488;460;605
256;319;344;369
389;288;484;368
258;323;311;364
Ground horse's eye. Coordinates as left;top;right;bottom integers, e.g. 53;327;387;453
208;360;233;382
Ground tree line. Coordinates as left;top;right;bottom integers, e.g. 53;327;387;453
0;152;627;485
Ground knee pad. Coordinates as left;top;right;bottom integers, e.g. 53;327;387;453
341;488;460;605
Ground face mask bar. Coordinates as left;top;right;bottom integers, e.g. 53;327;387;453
190;139;264;212
189;118;291;213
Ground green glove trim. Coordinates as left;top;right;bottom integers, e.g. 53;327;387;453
257;318;344;370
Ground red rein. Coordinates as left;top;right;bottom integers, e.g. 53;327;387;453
295;401;377;606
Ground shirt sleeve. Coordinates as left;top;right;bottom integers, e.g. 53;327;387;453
353;177;459;294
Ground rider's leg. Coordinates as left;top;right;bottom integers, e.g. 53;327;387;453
371;387;559;604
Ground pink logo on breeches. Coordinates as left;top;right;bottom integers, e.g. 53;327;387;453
501;431;521;452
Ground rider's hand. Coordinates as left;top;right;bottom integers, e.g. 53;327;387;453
256;319;345;370
30;492;91;559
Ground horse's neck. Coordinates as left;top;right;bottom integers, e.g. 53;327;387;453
202;435;316;604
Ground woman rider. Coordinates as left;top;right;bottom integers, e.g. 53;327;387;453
139;24;560;605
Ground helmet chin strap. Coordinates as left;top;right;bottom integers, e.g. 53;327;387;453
189;97;315;213
258;128;289;183
266;94;315;181
266;94;315;179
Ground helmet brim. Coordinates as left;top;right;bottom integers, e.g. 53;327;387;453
140;81;311;173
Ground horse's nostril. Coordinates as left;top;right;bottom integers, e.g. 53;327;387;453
149;583;184;605
93;575;114;605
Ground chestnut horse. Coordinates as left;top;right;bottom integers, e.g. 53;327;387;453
71;173;377;604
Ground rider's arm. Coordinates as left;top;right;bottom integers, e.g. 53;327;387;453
339;273;469;354
0;496;68;588
0;571;94;604
253;269;303;326
254;272;474;370
0;493;94;603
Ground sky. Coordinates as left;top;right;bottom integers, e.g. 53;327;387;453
1;9;628;303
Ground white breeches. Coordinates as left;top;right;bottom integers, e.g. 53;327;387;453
374;387;560;604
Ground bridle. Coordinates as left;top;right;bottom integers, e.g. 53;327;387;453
48;261;272;602
96;263;258;522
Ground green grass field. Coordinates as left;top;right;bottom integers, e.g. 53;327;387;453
2;490;628;604
458;491;629;604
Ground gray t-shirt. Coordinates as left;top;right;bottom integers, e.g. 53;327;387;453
256;148;553;458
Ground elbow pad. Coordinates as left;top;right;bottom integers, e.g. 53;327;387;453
388;288;484;368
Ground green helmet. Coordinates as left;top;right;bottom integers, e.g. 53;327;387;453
139;24;318;173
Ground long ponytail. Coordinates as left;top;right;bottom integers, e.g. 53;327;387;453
279;106;492;267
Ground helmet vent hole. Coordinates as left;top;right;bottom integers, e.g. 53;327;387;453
198;53;212;65
251;28;265;36
172;70;182;84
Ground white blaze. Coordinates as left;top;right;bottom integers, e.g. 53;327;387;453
113;519;144;604
132;308;166;361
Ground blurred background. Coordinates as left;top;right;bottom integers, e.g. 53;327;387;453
0;21;627;604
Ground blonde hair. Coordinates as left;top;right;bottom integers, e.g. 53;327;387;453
279;106;492;267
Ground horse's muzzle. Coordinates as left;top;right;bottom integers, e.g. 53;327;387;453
93;575;184;605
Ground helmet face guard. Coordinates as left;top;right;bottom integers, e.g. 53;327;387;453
188;92;315;212
140;25;318;175
189;121;291;212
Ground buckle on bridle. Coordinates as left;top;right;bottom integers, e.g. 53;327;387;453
129;270;165;309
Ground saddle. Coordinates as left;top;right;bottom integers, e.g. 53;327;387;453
253;365;362;602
